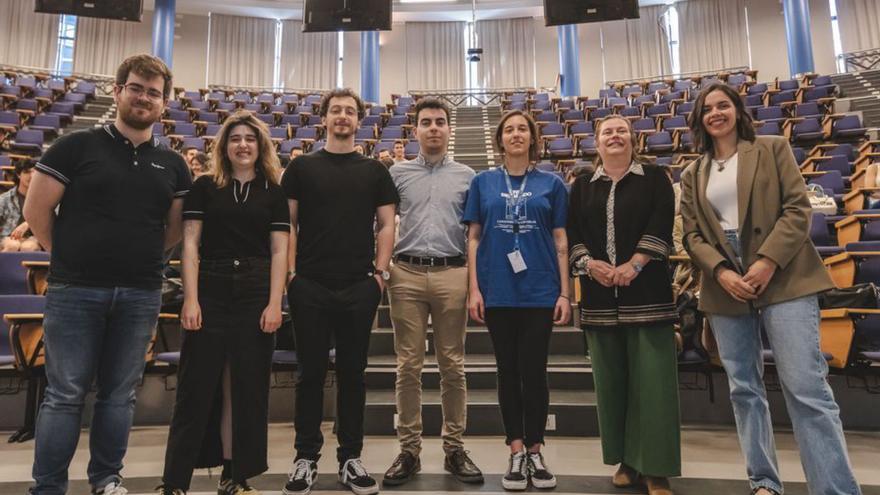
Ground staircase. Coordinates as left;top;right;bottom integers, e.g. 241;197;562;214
58;94;114;138
363;303;598;437
831;70;880;128
448;105;502;172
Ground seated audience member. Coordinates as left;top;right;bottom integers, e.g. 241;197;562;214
191;152;210;177
0;160;40;252
182;145;201;176
289;147;304;161
863;162;880;208
393;141;406;163
378;149;394;168
354;143;366;155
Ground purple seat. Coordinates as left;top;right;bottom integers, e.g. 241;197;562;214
196;111;219;123
791;146;807;165
166;100;183;110
295;127;319;140
756;106;787;124
216;101;236;112
748;82;769;95
659;91;684;105
280;139;305;154
47;102;75;123
535;111;557;123
151;122;165;136
561;109;584;122
10;129;43;154
361;115;382;127
372;141;394;156
579;136;597;157
744;94;764;113
792;118;824;144
861;351;880;363
0;252;51;295
171;123;196;137
633;118;656;134
853;314;880;358
618;106;641;119
387;115;409;126
607;97;628;109
646;103;671;118
380;126;404;140
269;104;288;115
0;295;47;366
778;79;799;91
188;101;210;112
280;114;301;127
831;115;867;141
368;106;384;116
598;88;619;99
204;124;222;137
673;80;692;92
808;170;844;195
679;132;694;152
581;98;601;110
769;90;796;106
536;161;556;172
556;98;575;110
676;101;694;116
810;212;842;257
825;144;856;162
728;73;748;87
662;115;688;132
181;137;205;152
814;155;852;177
547;137;574;158
541;122;565;138
73;80;97;99
647;82;669;94
645;131;674;154
755;121;781;136
795;102;822;119
803;86;834;102
156;136;172;148
507;101;526;111
256;93;276;104
404;141;420;159
303;114;321;126
255;113;275;125
355;127;376;140
62;92;86;112
269;127;288;140
589;108;612;121
29;115;61;136
243;103;262;113
569;121;594;136
166;109;191;122
0;111;20;130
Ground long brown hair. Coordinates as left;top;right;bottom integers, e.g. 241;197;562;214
493;110;540;163
688;82;756;155
210;110;280;188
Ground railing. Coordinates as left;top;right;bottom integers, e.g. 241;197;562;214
407;87;542;108
0;63;115;95
205;83;329;95
606;66;753;88
841;48;880;72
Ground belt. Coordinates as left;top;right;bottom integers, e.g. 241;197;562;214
200;257;268;271
395;254;466;267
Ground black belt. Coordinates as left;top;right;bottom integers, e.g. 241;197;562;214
395;254;466;267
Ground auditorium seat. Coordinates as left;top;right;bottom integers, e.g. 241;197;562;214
0;252;51;295
756;106;788;124
643;131;674;154
9;129;43;154
755;121;782;136
404;141;419;159
546;137;574;158
828;115;867;142
28;115;61;138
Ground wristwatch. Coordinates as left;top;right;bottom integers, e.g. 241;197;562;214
375;269;391;281
631;261;644;273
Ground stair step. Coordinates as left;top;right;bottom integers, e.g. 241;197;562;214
367;326;586;356
363;365;594;390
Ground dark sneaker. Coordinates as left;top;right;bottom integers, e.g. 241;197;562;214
93;480;127;495
527;451;556;489
218;478;260;494
155;486;186;495
382;451;420;486
283;459;318;495
444;449;484;483
338;458;379;495
502;451;528;491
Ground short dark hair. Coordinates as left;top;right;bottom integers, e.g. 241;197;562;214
493;110;540;163
115;54;173;99
413;97;450;123
319;88;365;120
688;82;756;155
13;159;35;185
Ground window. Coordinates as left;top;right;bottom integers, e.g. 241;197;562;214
464;21;480;102
337;31;344;89
829;0;845;73
273;20;282;90
54;15;77;75
661;6;681;76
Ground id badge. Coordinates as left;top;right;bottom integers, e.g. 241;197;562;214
507;250;527;273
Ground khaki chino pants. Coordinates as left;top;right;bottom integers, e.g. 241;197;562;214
388;261;468;456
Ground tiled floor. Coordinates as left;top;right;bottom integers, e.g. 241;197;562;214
2;423;878;494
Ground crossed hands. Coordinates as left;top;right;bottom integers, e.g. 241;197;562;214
588;260;640;287
715;257;777;303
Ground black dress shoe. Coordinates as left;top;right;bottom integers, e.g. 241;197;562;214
382;451;420;486
444;449;484;484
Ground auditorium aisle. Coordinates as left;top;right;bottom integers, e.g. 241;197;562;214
1;424;879;494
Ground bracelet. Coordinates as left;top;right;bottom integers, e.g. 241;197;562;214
559;294;570;300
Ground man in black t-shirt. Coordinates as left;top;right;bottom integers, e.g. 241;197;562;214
281;88;398;495
23;54;190;495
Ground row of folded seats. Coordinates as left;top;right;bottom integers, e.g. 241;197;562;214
0;72;96;155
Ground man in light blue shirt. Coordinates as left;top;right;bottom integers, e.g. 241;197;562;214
382;98;483;487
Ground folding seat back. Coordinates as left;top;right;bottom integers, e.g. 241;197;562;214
31;114;60;131
404;141;419;159
598;88;618;99
507;101;526;111
380;126;404;140
255;114;275;125
673;80;692;92
769;90;796;106
855;258;880;286
809;212;833;246
0;252;50;295
570;121;594;136
633;118;656;132
197;111;219;123
728;73;747;87
832;115;866;140
662;116;687;131
387;115;409;126
362;115;382;127
622;85;641;98
183;90;202;102
48;102;75;117
582;98;601;109
804;86;833;102
355;127;376;140
795;102;821;118
181;137;205;151
826;144;855;161
645;131;674;152
541;122;565;137
748;82;768;95
755;122;781;136
257;93;275;104
676;101;694;116
547;137;574;157
633;95;655;107
861;220;880;242
368;106;384;116
533;101;552;113
204;124;222;137
0;111;19;127
167;109;190;122
280;139;305;154
646;103;670;118
281;94;299;104
778;79;799;91
172;123;196;136
659;91;683;104
815;155;852;177
11;129;44;152
647;82;668;94
269;127;288;140
0;294;46;367
756;106;786;122
812;75;833;87
535;111;557;123
619;107;641;119
580;136;597;155
808;170;844;195
589;108;612;121
295;127;319;140
561;109;584;122
792;117;823;142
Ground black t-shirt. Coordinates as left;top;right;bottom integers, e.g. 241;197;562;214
183;174;290;260
281;149;398;279
36;124;192;289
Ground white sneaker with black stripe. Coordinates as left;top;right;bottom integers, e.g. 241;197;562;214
502;450;528;491
527;451;557;489
282;459;317;495
338;458;379;495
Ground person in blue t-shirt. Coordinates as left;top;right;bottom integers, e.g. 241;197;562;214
462;110;570;492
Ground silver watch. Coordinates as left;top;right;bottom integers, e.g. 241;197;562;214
631;261;644;273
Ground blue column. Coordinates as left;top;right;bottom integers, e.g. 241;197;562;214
360;31;380;104
782;0;815;76
151;0;176;68
557;24;581;98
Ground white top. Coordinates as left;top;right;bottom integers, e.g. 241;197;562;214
706;153;740;231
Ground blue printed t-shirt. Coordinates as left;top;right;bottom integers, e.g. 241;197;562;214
462;168;568;308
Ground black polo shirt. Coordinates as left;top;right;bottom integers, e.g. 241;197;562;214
282;149;399;280
36;124;192;289
183;174;290;260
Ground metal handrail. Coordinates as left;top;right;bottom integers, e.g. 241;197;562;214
606;66;752;88
0;63;115;94
840;48;880;72
407;87;544;108
205;83;329;95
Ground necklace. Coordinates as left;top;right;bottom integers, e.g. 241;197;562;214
713;153;736;172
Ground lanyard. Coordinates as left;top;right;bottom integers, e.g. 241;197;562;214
503;167;530;251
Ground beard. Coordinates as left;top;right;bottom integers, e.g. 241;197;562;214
118;102;160;131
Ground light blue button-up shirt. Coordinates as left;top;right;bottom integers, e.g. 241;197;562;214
390;154;475;258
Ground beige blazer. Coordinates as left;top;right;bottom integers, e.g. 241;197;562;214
679;136;834;315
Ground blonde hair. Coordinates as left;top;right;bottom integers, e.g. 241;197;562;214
210;110;280;188
593;115;645;167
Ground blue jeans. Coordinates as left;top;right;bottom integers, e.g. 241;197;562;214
31;283;161;494
707;232;861;494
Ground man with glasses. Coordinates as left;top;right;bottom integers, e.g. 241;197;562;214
24;54;191;495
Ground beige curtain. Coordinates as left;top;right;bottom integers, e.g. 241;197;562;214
475;17;535;88
73;17;145;76
836;0;880;54
601;5;672;81
208;13;277;88
0;0;58;69
405;21;466;90
677;0;749;73
279;20;338;90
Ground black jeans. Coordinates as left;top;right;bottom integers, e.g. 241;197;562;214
163;258;275;490
485;307;554;448
288;275;382;464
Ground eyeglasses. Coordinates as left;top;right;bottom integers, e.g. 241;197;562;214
119;83;164;101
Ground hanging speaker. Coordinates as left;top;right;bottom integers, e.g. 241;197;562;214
543;0;639;26
35;0;143;22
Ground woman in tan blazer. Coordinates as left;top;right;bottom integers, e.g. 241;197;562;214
679;83;861;495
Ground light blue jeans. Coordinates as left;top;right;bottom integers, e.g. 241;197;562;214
31;283;161;495
707;231;861;494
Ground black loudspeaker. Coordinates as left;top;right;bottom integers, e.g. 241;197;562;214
543;0;639;26
302;0;392;33
35;0;143;22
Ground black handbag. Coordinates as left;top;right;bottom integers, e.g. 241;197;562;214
818;283;880;310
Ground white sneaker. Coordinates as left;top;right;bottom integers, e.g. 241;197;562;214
338;458;379;495
94;480;128;495
502;451;528;491
527;451;557;489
